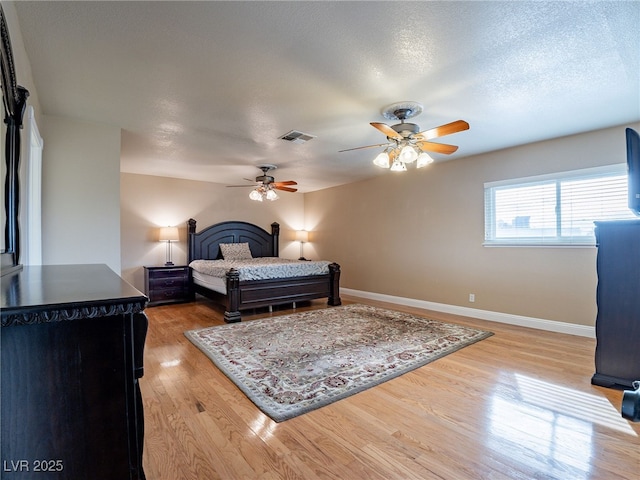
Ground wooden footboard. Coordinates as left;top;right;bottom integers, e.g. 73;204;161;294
223;262;341;322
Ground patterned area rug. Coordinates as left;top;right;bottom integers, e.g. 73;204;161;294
185;304;493;422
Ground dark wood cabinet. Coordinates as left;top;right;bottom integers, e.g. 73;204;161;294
1;265;148;479
591;220;640;388
144;265;193;306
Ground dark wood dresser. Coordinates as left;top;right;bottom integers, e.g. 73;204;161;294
592;220;640;388
144;265;193;306
1;264;148;479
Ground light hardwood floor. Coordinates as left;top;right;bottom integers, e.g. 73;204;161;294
140;296;640;479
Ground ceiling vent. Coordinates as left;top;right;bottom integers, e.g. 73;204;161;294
279;130;316;144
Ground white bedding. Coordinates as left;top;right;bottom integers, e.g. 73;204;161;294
189;258;331;287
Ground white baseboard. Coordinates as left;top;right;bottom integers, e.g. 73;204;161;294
341;288;595;338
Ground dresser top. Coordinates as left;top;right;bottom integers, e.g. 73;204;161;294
1;264;147;327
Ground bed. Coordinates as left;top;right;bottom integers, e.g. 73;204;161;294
187;219;341;322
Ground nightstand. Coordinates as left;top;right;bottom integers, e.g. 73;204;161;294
144;265;193;306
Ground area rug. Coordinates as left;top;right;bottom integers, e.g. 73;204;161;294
184;304;493;422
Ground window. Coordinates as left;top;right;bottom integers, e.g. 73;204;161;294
484;165;636;246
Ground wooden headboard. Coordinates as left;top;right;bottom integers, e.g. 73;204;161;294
187;219;280;263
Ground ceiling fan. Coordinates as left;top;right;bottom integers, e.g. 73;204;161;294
227;164;297;201
340;101;469;171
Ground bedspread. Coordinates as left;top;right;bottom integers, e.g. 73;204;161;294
189;258;331;281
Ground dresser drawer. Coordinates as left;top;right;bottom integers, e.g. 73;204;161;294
149;274;188;289
148;286;188;303
149;267;187;280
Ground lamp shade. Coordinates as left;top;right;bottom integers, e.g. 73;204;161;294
390;160;407;172
296;230;309;242
373;151;390;168
159;226;179;242
249;189;263;201
249;189;264;201
399;145;418;163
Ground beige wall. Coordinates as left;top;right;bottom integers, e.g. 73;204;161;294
120;173;305;291
41;115;122;272
306;123;640;327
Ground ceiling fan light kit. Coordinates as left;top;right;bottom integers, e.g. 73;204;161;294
227;164;297;202
249;187;277;202
340;101;469;172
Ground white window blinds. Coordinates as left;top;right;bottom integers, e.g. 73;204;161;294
484;165;635;246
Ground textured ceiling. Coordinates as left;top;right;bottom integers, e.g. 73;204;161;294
13;1;640;192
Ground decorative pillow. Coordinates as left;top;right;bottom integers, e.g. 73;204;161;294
220;242;253;260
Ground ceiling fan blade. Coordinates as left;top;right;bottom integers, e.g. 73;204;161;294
226;184;256;188
416;141;459;154
274;185;297;193
339;142;391;153
413;120;470;141
274;180;298;186
371;122;403;140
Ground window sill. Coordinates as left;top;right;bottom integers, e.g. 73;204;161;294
483;242;596;248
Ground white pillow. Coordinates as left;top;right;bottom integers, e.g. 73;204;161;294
220;242;253;260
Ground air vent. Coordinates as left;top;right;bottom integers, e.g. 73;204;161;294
279;130;316;144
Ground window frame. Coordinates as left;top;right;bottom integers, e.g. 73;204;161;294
484;164;634;247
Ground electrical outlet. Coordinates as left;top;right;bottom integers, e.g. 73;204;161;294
469;293;475;303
